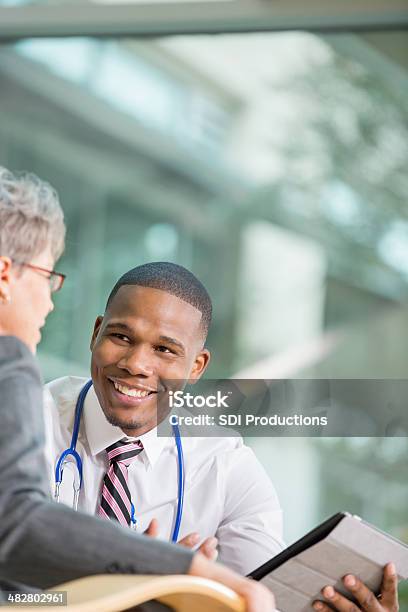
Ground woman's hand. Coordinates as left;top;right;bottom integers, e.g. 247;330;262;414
189;552;276;612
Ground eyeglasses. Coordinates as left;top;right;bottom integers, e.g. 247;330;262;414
15;261;66;293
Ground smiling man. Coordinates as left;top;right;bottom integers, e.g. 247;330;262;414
44;262;285;575
91;281;208;440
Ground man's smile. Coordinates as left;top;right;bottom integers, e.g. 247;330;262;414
107;377;157;406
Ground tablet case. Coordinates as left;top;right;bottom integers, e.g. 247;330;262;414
249;512;408;612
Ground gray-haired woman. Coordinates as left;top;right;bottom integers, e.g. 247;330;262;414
0;166;275;612
0;167;65;351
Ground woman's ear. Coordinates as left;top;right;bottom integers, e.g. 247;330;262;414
0;257;12;304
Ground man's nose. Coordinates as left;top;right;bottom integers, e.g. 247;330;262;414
116;345;154;377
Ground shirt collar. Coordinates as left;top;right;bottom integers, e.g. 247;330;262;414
83;386;170;468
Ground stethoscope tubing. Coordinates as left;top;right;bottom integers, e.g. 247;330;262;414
172;422;184;542
54;380;92;510
54;380;184;542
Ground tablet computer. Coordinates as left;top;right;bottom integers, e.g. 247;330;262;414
249;512;408;612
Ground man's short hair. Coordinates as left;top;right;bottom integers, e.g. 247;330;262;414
106;262;212;340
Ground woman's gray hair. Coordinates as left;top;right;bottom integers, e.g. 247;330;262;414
0;166;65;263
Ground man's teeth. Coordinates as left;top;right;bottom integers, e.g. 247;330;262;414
113;381;150;398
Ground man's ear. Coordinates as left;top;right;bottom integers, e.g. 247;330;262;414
90;315;104;351
0;257;12;304
189;349;211;384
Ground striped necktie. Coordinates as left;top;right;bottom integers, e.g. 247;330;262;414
98;440;143;527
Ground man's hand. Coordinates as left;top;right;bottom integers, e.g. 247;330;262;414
313;563;399;612
189;552;276;612
178;532;218;561
144;518;160;537
144;519;218;560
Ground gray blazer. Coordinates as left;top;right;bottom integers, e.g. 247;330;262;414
0;336;193;594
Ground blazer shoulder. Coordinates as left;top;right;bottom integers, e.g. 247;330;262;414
0;336;41;385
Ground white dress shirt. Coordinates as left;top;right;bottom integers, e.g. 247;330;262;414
43;376;284;575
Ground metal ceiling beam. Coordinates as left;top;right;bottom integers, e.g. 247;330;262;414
324;32;408;93
0;0;407;41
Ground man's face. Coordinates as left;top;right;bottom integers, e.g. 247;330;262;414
90;285;210;436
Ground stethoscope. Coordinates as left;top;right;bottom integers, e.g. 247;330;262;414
54;379;185;542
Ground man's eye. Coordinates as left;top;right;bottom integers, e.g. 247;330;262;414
111;333;130;342
155;345;173;354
